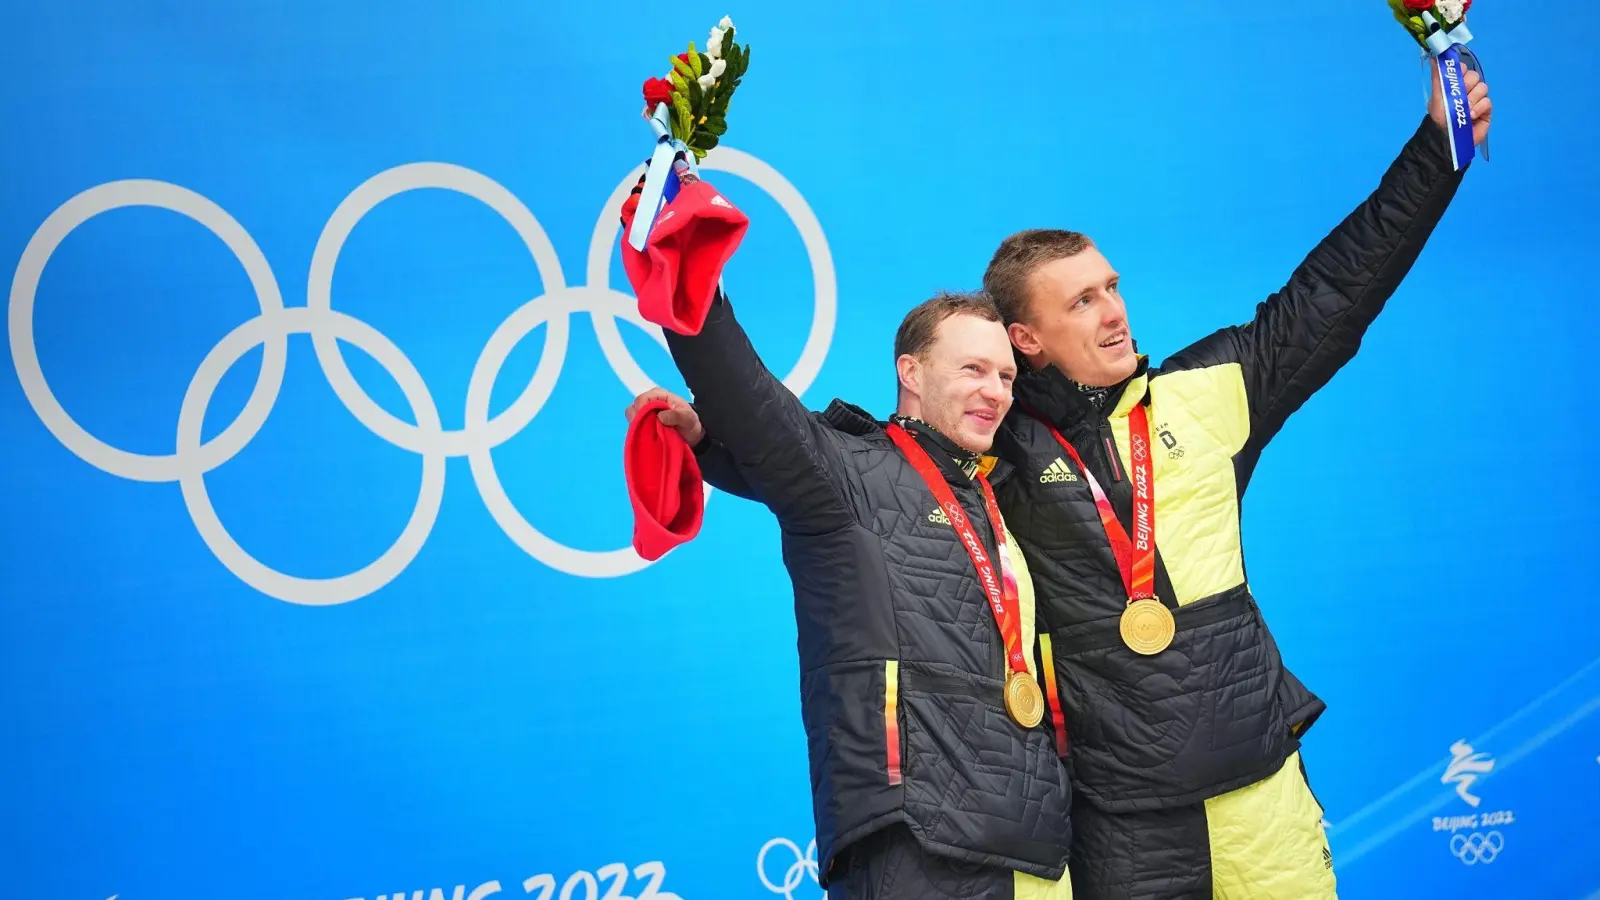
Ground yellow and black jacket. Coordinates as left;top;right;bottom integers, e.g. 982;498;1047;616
989;114;1466;813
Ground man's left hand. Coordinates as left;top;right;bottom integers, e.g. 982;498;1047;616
1429;64;1493;149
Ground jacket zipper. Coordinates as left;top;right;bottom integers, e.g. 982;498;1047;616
1101;423;1123;483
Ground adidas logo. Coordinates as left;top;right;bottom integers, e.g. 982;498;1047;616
710;194;732;208
1039;457;1078;484
928;508;950;525
1322;846;1333;869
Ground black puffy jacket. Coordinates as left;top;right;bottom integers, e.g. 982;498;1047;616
665;297;1073;885
697;115;1466;817
991;115;1466;811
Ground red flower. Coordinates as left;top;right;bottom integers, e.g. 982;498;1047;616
643;77;674;107
1404;0;1434;8
1462;0;1472;10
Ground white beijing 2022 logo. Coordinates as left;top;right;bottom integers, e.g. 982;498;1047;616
8;148;835;605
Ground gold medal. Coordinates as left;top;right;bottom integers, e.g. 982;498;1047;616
1119;598;1175;655
1004;671;1045;728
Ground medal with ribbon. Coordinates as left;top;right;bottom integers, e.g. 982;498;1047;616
1387;0;1485;171
886;425;1045;728
1019;400;1176;656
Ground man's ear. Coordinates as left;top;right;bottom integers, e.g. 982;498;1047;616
896;353;920;398
1008;321;1043;358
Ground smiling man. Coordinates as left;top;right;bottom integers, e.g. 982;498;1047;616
671;64;1493;900
973;67;1493;899
630;283;1077;899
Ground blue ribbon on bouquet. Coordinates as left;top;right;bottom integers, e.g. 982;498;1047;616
1419;11;1482;171
627;102;700;252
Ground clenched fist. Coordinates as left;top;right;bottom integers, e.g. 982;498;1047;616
1429;64;1493;149
626;388;705;447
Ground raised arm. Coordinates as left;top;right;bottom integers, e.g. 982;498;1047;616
662;289;854;534
1167;71;1490;461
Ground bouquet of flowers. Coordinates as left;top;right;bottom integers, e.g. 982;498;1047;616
1386;0;1482;170
627;16;751;254
640;16;751;162
1388;0;1472;49
620;16;753;337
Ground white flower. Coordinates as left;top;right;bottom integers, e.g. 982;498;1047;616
1436;0;1464;22
709;58;727;78
707;27;724;58
719;15;734;31
698;73;716;90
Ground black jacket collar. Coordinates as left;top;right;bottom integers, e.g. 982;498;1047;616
1012;356;1150;432
823;399;1011;485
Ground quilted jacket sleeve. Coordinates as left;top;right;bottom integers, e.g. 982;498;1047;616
664;290;854;533
691;434;760;502
1165;115;1466;462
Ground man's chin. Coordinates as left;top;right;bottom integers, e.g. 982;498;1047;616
954;426;997;454
1085;351;1138;387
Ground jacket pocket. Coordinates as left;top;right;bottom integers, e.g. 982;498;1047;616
1047;586;1289;810
895;660;1073;873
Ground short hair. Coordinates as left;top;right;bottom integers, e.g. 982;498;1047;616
981;229;1094;326
892;290;1002;400
893;290;1002;363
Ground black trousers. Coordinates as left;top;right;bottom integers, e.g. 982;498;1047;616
828;824;1073;900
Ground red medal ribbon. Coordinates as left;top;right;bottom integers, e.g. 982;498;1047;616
1019;401;1156;602
886;425;1030;681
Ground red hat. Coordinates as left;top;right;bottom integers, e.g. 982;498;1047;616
624;398;705;561
620;176;749;336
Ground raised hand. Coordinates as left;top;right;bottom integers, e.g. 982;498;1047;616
1429;65;1493;148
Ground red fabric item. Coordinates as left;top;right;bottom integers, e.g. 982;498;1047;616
624;398;705;561
619;177;749;336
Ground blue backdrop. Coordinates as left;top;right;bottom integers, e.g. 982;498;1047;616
3;3;1597;899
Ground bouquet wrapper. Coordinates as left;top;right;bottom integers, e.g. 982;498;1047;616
620;172;749;336
624;398;705;561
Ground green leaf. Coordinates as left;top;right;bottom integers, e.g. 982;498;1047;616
673;94;693;140
688;76;704;113
672;55;694;79
687;41;703;77
697;52;713;74
704;116;728;136
689;131;720;151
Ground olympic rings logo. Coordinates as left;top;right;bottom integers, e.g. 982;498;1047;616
1449;830;1503;865
757;837;823;899
8;147;835;605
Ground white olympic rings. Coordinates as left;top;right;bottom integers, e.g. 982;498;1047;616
8;147;835;604
757;837;822;899
1449;830;1503;865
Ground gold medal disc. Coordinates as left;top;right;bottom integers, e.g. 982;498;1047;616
1004;672;1045;728
1120;598;1176;656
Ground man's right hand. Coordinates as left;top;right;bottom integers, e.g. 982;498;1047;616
626;388;705;447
